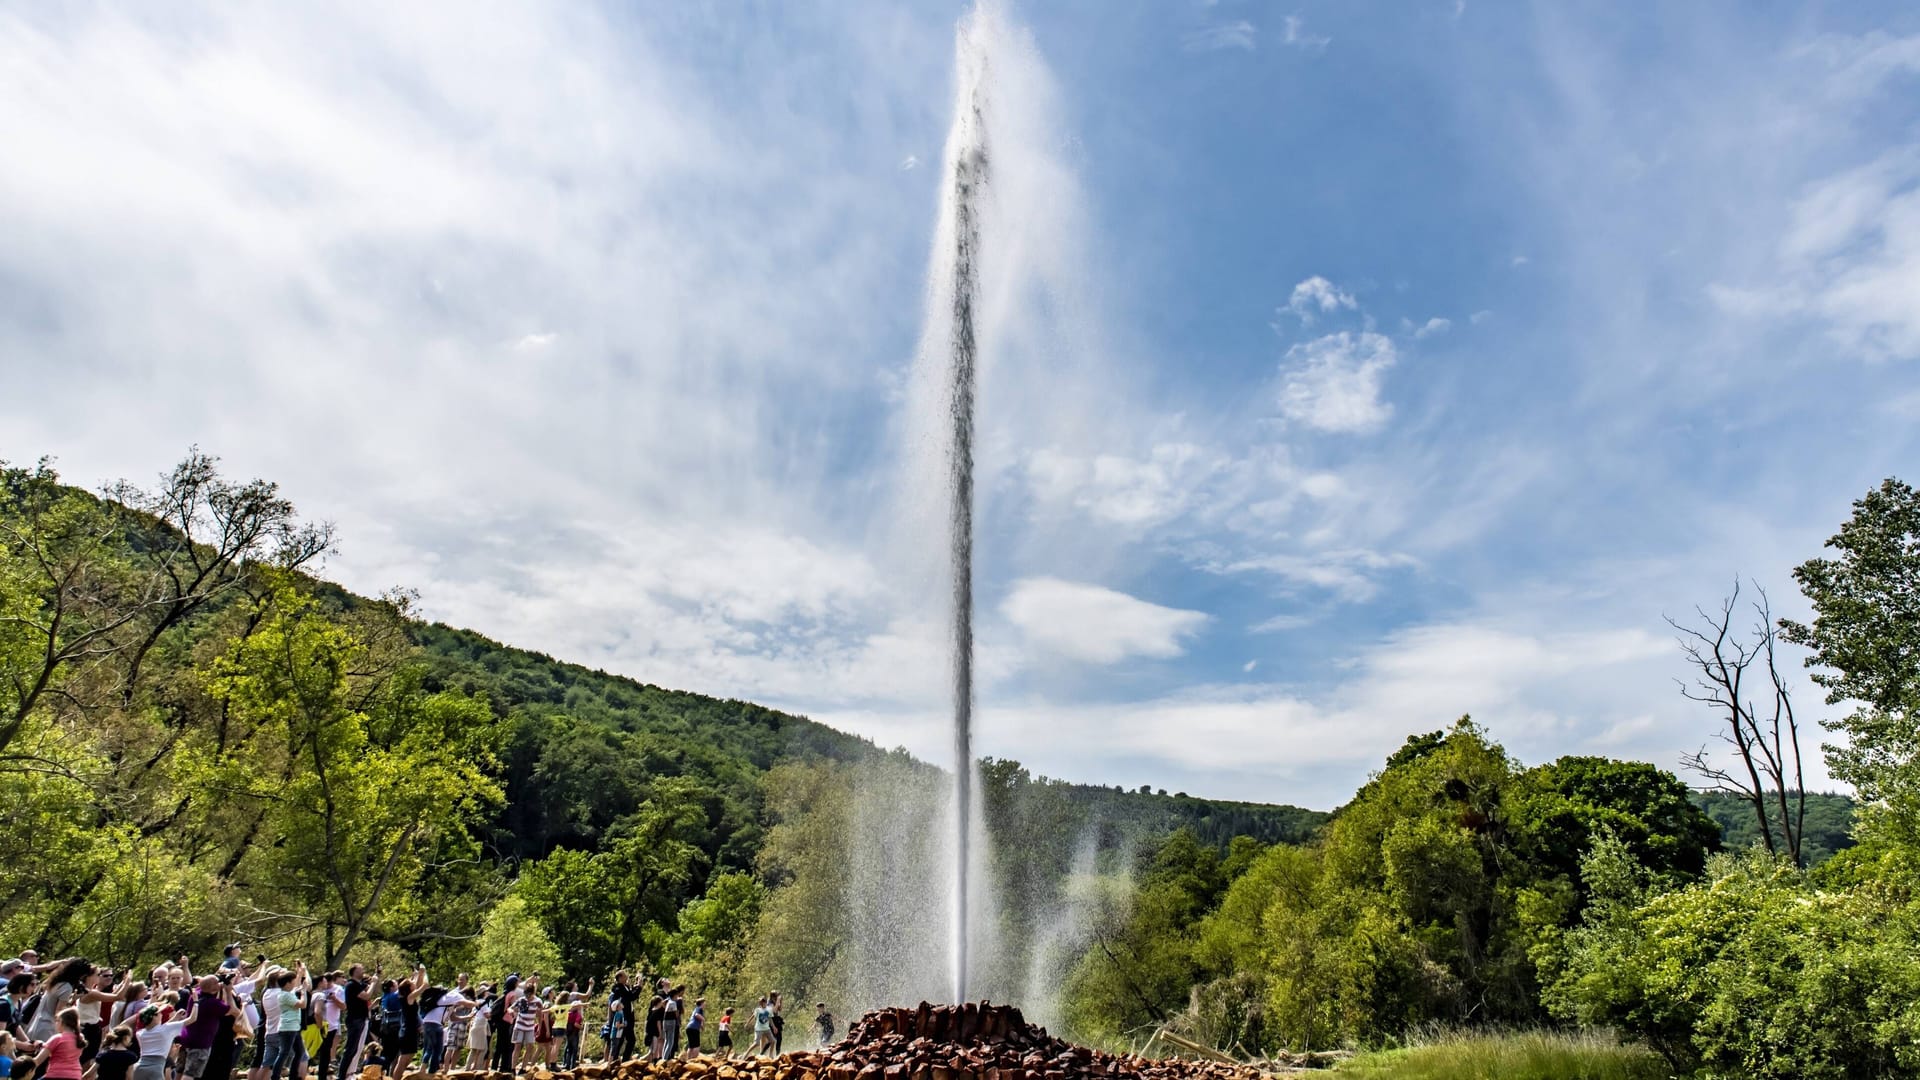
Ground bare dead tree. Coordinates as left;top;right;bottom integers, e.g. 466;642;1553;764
1670;580;1808;867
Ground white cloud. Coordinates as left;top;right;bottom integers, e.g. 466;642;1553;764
0;1;965;722
958;619;1689;804
1413;316;1451;339
1242;659;1258;672
1277;331;1397;433
1284;274;1356;321
1711;147;1920;360
899;154;920;170
1024;442;1220;528
1002;577;1208;664
1214;547;1417;601
1184;20;1257;53
1281;15;1331;51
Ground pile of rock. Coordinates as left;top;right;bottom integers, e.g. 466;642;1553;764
814;1002;1290;1080
420;1001;1315;1080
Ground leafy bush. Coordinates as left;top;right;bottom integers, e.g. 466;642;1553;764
1548;851;1920;1078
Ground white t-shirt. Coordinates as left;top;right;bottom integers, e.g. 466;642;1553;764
422;991;467;1027
233;979;263;1030
318;986;344;1030
136;1020;189;1056
262;985;283;1033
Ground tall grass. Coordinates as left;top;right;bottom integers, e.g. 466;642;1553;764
1334;1030;1671;1080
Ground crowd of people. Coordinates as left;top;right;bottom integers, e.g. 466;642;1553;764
0;947;839;1080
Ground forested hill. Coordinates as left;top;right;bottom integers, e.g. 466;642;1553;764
1691;790;1856;866
407;619;1330;867
3;452;1325;969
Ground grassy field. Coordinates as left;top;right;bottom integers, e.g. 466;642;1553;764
1331;1031;1671;1080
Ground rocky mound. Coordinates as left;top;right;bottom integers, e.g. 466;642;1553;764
425;1001;1317;1080
815;1002;1289;1080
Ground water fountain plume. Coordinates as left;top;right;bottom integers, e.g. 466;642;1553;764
851;0;1113;1014
942;19;990;1005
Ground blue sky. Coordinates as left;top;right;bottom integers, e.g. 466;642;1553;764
2;2;1916;807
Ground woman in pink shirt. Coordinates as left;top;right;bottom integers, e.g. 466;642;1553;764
33;1009;85;1080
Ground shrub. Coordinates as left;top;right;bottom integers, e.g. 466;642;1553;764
1548;851;1920;1078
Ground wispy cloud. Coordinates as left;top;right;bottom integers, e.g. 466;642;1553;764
1184;20;1257;53
1282;14;1331;51
1710;145;1920;360
1215;548;1418;602
1285;274;1357;321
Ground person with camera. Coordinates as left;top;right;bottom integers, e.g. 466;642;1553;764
263;966;309;1080
330;966;373;1080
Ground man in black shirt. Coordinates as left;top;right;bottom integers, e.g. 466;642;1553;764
606;974;640;1063
334;965;372;1080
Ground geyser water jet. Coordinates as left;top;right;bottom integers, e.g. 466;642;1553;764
941;13;990;1006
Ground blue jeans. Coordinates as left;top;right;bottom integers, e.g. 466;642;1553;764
420;1023;445;1073
267;1031;301;1080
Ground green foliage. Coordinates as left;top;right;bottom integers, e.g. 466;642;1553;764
518;778;710;980
209;588;503;964
1511;756;1722;891
1060;727;1721;1053
1335;1030;1669;1080
1780;477;1920;717
1781;478;1920;850
1060;829;1233;1041
740;760;859;1004
1548;852;1920;1078
1691;791;1855;866
474;894;562;982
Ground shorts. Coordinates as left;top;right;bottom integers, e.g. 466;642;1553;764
686;1030;700;1050
716;1033;732;1050
512;1028;538;1045
182;1047;213;1079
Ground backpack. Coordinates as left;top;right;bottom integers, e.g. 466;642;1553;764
489;994;510;1026
16;991;41;1033
421;987;449;1015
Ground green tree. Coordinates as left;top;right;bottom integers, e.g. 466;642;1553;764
1549;852;1920;1078
1511;756;1721;891
211;588;501;965
475;894;562;982
1783;478;1920;847
1782;477;1920;715
519;778;709;979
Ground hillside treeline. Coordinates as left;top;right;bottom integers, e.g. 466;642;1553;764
0;451;1318;979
